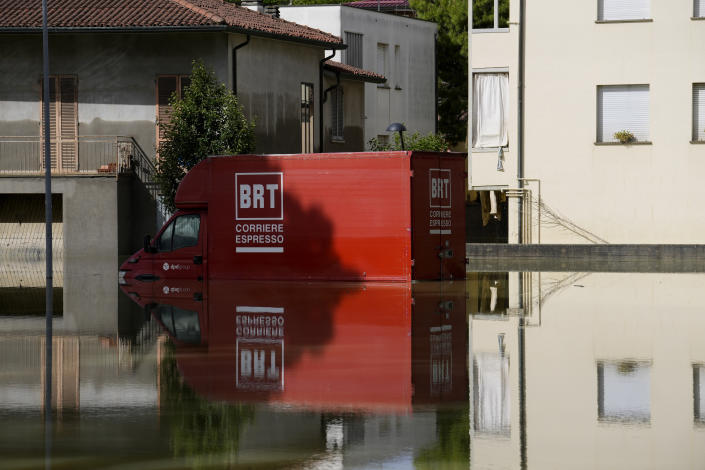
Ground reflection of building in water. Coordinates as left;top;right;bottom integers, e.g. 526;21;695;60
473;352;510;435
469;272;705;469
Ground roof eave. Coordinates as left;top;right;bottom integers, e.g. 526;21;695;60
323;66;386;84
226;25;345;50
0;25;228;33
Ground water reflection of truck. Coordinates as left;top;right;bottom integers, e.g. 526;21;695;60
119;151;466;284
121;279;468;412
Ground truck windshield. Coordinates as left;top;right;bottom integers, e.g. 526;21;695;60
157;214;200;252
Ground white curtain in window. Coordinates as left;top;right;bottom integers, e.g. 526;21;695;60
598;0;650;21
473;352;510;434
473;73;509;148
695;0;705;17
694;84;705;141
598;85;649;142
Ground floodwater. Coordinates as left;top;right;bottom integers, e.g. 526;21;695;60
1;268;705;469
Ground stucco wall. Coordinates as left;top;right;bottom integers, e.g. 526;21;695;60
232;34;323;153
471;2;705;243
322;75;365;151
0;33;227;160
279;5;437;146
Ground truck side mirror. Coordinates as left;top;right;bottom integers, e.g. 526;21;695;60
144;234;154;253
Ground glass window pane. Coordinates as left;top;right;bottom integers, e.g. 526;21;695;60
597;361;651;423
157;221;174;252
172;306;201;343
172;214;200;250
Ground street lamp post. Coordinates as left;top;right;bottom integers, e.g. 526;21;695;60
386;123;406;150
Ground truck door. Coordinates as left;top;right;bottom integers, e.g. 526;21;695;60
153;212;205;281
410;153;443;280
438;154;467;280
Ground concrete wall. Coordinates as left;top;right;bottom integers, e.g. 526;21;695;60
232;33;323;153
471;2;705;243
0;33;227;160
322;75;365;151
279;5;438;145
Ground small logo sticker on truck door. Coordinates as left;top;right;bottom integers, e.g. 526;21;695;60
235;172;285;253
429;169;452;235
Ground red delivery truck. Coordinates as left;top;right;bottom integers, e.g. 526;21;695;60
122;279;468;412
119;151;466;283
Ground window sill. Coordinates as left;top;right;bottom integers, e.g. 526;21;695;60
377;84;390;89
690;140;705;144
594;141;652;146
330;137;345;144
692;17;705;21
472;146;509;153
595;18;653;24
471;28;510;34
394;85;403;91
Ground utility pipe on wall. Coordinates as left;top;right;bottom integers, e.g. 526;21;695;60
232;34;250;95
319;50;336;152
517;0;526;243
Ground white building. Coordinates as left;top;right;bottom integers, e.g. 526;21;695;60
469;0;705;244
280;3;438;147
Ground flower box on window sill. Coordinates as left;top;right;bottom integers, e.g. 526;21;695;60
594;141;652;146
690;140;705;144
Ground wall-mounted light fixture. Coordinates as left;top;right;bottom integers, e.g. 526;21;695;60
497;146;505;172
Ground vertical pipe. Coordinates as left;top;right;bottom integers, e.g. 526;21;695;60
518;273;527;470
232;35;250;95
517;0;526;243
434;33;438;135
42;0;53;465
319;50;336;152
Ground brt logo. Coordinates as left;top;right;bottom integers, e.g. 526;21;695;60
236;172;284;220
429;169;451;208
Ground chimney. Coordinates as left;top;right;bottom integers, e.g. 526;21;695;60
264;4;280;18
242;0;264;14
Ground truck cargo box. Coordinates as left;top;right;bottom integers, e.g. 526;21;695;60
121;151;466;283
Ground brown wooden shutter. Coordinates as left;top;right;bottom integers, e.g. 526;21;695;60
59;76;78;171
157;76;177;151
40;77;58;170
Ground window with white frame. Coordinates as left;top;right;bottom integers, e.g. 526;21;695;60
695;0;705;18
597;361;651;423
344;32;363;68
695;365;705;423
472;73;509;149
598;0;650;21
331;87;344;141
473;0;509;29
694;84;705;142
394;45;403;89
597;85;650;143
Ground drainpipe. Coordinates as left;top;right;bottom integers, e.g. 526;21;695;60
232;34;250;95
517;0;526;243
323;70;341;103
434;33;438;135
319;50;336;152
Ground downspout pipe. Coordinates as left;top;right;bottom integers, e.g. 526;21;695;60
323;70;341;103
232;34;250;95
319;50;336;152
517;0;526;243
434;33;438;135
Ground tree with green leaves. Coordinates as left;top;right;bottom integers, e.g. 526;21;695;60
155;60;255;213
409;0;468;147
368;130;449;151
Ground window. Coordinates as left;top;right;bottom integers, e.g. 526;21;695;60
376;43;389;86
693;83;705;142
695;365;705;423
301;83;314;153
157;214;200;252
473;352;510;435
331;87;344;141
597;361;651;423
696;0;705;18
344;32;363;68
394;45;403;89
156;304;201;343
40;75;78;171
598;0;650;21
597;85;650;143
473;0;509;29
472;73;509;149
156;75;190;151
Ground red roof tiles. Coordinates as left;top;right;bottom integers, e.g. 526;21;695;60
0;0;343;48
324;60;386;84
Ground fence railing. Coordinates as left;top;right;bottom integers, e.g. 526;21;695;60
0;135;153;177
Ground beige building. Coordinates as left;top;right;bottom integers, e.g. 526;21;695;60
469;1;705;243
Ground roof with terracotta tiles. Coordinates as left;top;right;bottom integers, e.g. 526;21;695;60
324;60;386;84
0;0;344;48
344;0;412;11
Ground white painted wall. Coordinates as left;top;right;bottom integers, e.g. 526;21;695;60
471;1;705;243
280;5;438;146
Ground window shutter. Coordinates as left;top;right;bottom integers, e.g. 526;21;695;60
597;85;649;142
344;32;363;69
598;0;650;20
59;76;78;171
696;0;705;17
694;84;705;142
157;76;177;149
331;87;344;140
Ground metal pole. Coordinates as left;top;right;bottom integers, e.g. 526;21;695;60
41;0;53;467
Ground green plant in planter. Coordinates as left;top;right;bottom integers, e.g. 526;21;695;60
613;130;636;144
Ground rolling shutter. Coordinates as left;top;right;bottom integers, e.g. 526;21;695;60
696;0;705;17
598;0;650;21
694;84;705;142
344;32;363;69
597;85;649;142
157;76;178;151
